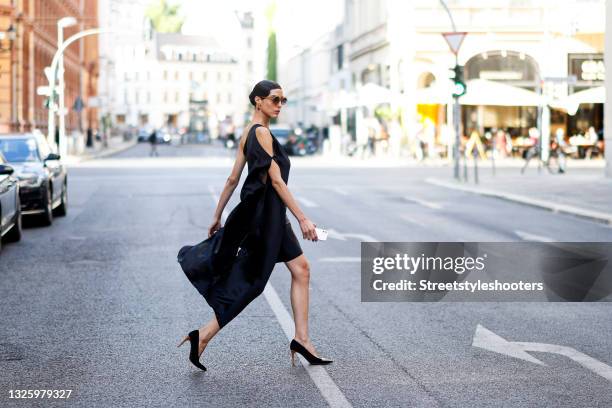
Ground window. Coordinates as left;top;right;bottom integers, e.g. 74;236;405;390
228;72;232;81
174;71;179;80
217;72;222;81
189;71;193;81
202;71;207;81
175;91;179;103
247;36;252;48
163;70;168;80
227;93;232;103
163;91;168;103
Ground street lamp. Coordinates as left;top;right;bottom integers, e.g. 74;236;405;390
56;17;77;157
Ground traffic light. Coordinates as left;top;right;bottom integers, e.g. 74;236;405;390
451;64;467;97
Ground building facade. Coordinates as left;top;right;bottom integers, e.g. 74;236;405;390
0;0;99;143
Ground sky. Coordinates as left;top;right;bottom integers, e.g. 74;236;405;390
174;0;345;62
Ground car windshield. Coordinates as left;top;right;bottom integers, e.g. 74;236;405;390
0;138;40;162
271;129;291;139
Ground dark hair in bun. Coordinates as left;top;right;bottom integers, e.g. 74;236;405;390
249;80;281;106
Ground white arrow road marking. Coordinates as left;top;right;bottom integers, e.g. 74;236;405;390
318;257;361;263
211;191;352;407
404;196;443;210
296;196;319;208
473;324;612;383
514;230;555;242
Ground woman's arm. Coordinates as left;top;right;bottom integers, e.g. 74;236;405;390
208;134;247;236
255;127;318;241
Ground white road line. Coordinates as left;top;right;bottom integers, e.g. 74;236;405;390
400;214;428;228
318;257;362;262
404;196;443;210
328;187;349;196
296;196;319;208
473;324;612;383
343;233;378;242
210;191;351;408
263;284;353;408
514;230;555;242
208;185;229;220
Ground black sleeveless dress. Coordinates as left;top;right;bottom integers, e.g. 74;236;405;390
178;123;303;329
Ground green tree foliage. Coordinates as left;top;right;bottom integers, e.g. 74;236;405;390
145;0;184;33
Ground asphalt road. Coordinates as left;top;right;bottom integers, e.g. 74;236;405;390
1;142;611;407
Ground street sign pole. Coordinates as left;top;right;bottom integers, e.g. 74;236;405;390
443;31;468;181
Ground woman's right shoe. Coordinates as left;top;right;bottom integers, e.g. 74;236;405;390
290;339;333;366
177;329;207;371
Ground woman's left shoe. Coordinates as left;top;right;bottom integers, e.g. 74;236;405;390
177;329;207;371
290;339;333;366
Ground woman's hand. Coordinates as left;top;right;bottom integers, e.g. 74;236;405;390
299;217;318;242
208;217;222;238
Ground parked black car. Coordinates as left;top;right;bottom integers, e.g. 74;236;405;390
0;152;22;250
0;133;67;226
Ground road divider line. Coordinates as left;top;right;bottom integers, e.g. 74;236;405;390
263;284;353;408
318;257;361;262
296;196;319;208
210;191;351;407
514;230;555;242
403;196;443;210
400;214;428;228
208;185;229;220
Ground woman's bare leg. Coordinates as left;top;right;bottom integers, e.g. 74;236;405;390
285;254;321;357
197;316;220;357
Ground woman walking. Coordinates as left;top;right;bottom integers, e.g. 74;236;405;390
177;80;332;370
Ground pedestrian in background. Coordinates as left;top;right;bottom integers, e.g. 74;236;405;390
148;128;159;157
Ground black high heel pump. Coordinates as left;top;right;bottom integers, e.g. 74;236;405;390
177;329;207;371
289;339;333;366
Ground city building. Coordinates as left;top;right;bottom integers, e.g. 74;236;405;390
280;0;606;160
0;0;99;145
98;1;264;139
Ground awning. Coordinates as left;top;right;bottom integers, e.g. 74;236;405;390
458;79;543;106
549;86;604;115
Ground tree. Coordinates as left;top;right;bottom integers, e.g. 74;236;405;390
265;0;277;81
145;0;184;33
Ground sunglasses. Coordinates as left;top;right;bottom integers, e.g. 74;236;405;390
263;95;288;106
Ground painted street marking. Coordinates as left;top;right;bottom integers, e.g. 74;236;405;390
264;284;353;408
472;324;612;383
208;185;229;220
318;257;362;263
211;192;352;407
296;196;319;208
514;230;555;242
404;196;443;210
400;214;428;228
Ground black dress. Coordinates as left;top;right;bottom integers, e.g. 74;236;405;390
178;123;303;329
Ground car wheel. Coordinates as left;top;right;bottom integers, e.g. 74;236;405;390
55;180;68;216
40;184;53;226
6;197;22;243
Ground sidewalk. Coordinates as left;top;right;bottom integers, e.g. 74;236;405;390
63;136;138;165
426;168;612;225
292;151;607;169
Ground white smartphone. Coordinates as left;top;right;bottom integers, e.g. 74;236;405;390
315;227;328;241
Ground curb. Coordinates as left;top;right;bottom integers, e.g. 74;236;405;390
425;177;612;226
65;139;138;165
